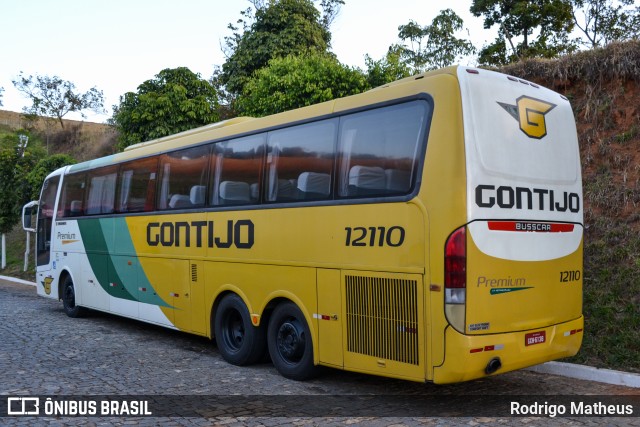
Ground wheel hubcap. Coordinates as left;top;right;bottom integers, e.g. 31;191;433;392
224;310;244;351
276;319;305;363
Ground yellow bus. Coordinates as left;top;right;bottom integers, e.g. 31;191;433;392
23;66;583;384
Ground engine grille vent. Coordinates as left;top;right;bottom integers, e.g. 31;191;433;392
345;275;419;365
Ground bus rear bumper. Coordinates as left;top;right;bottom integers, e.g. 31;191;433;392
433;316;584;384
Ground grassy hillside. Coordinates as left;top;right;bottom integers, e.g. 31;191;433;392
2;42;639;373
0;109;116;161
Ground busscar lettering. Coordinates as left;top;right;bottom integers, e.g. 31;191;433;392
475;184;580;213
147;219;254;249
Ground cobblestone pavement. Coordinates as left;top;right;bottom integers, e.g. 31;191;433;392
1;279;638;426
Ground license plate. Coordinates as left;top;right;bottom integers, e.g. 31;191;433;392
525;331;546;346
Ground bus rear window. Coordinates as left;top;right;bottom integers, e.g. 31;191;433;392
337;101;428;198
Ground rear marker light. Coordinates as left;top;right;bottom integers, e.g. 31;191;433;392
470;344;504;353
466;69;479;74
445;227;466;304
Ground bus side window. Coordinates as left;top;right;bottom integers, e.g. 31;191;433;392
117;157;158;213
158;145;210;210
338;101;428;198
211;134;265;206
265;119;337;202
58;173;87;218
86;166;118;215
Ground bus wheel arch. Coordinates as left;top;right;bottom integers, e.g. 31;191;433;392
267;300;318;381
212;292;266;366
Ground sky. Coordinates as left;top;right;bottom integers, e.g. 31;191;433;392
0;0;496;123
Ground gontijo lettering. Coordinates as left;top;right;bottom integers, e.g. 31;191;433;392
146;219;254;248
475;184;580;213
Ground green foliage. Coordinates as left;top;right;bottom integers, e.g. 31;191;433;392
568;218;640;371
221;0;332;97
394;9;476;73
0;149;20;234
26;154;76;200
238;53;368;116
110;67;219;151
12;72;105;129
365;45;412;87
0;130;58;234
471;0;576;66
572;0;640;48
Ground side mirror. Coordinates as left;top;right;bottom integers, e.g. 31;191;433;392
22;201;38;232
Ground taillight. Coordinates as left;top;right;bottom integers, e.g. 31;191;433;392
445;226;466;304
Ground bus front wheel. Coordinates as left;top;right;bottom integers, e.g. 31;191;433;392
214;294;266;366
267;301;318;380
61;276;87;318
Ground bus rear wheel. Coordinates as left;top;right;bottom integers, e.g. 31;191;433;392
61;276;87;318
267;301;318;380
214;294;266;366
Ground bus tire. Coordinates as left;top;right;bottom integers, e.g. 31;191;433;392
267;301;318;381
61;276;87;318
214;294;266;366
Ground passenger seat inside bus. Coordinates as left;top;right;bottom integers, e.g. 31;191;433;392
190;185;206;206
219;181;251;205
347;166;411;196
69;200;83;216
385;169;411;192
348;166;386;196
169;194;192;209
297;172;330;200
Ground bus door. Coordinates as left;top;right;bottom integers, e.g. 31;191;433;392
33;176;61;296
137;257;206;334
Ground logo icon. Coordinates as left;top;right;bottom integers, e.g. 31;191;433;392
42;276;53;295
498;96;556;139
7;397;40;415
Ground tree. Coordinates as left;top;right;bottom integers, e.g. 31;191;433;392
26;154;76;200
0;149;18;269
12;73;105;129
395;9;476;73
237;53;368;117
220;0;333;98
0;141;37;269
0;87;3;107
364;45;412;87
110;67;220;151
572;0;640;48
471;0;576;66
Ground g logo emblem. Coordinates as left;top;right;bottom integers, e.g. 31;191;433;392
498;96;556;139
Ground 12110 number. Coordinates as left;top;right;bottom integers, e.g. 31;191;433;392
345;226;405;247
559;270;581;282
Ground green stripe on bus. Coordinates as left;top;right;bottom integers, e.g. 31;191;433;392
76;218;170;309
